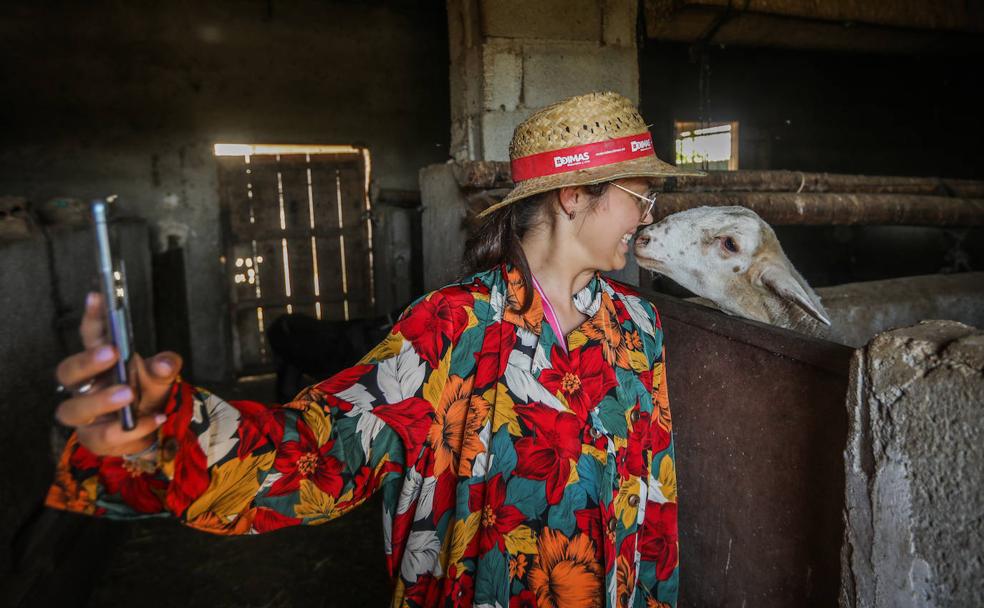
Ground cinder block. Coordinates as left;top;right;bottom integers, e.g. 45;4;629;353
449;44;483;123
480;0;601;41
483;41;523;112
480;108;534;161
450;115;484;162
521;42;639;108
842;321;984;607
602;0;637;47
419;163;469;290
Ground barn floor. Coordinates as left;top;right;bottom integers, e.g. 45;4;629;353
28;375;393;608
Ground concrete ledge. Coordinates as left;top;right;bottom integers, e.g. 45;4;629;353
842;320;984;607
817;272;984;347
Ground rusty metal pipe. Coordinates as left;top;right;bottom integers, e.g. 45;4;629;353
652;170;984;198
651;192;984;226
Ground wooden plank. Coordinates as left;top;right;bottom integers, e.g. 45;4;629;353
244;155;284;237
285;236;314;307
273;154;316;306
234;306;267;370
651;170;984;197
309;160;345;231
276;154;313;234
217;157;255;373
338;163;372;318
253;237;287;305
216;156;253;237
229;242;260;305
315;234;346;321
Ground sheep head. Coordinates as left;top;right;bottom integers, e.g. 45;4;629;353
634;206;831;332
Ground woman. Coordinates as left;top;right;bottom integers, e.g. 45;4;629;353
48;91;701;607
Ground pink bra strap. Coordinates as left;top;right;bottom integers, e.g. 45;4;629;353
531;274;568;353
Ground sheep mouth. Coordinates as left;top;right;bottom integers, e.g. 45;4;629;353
633;253;664;272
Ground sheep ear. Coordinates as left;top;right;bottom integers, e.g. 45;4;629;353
759;263;832;326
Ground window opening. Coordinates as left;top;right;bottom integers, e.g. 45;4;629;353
674;121;739;171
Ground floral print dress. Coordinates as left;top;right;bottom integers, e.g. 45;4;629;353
47;265;679;608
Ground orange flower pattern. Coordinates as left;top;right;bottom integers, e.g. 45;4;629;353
46;265;679;607
528;529;604;608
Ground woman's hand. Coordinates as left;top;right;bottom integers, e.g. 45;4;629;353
54;292;183;457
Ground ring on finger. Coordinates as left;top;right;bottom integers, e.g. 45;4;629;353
55;379;96;397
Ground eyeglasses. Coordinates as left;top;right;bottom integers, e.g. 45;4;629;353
610;182;657;221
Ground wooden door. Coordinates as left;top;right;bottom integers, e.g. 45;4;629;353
216;151;374;374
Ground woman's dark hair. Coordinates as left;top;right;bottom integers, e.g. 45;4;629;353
463;183;608;314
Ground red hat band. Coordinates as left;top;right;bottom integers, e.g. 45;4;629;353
509;132;656;182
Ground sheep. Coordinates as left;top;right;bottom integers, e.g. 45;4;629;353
634;205;831;337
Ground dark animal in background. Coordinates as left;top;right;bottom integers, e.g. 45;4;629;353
265;310;400;403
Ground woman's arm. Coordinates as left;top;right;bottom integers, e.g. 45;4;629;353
46;290;463;535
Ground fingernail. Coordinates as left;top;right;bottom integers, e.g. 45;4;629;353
154;414;168;425
110;386;133;404
94;346;114;362
86;292;97;309
153;359;173;375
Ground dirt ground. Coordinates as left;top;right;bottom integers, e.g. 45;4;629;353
79;375;390;607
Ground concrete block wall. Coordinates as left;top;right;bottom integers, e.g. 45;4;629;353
842;320;984;607
0;1;451;383
448;0;640;163
431;0;643;288
0;222;153;581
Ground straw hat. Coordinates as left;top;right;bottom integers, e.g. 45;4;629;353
479;91;704;217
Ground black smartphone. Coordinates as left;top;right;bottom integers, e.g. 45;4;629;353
91;198;140;430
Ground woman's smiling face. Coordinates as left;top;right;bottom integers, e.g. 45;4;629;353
577;178;655;272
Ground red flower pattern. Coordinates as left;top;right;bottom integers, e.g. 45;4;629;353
98;458;167;513
514;403;583;505
267;419;344;497
399;290;471;367
539;344;617;421
230;399;285;459
474;320;517;389
640;501;679;581
575;499;617;562
467;473;526;555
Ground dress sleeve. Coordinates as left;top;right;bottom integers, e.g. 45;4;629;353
45;289;466;535
637;305;680;607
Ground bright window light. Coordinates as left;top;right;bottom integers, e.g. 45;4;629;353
214;143;362;156
674;121;739;171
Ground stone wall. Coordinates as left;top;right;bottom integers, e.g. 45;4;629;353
0;222;153;583
424;0;644;289
842;320;984;607
447;0;639;163
0;0;450;381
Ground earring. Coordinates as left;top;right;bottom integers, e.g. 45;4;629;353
567;210;576;221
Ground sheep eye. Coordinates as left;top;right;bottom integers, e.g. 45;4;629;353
722;237;739;253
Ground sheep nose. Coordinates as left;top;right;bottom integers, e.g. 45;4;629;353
635;234;650;248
